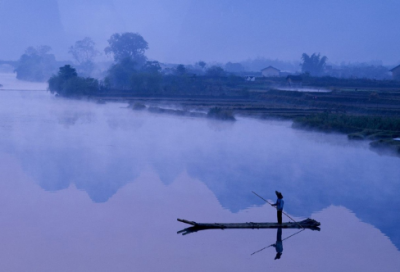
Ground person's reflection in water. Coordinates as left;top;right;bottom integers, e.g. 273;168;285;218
272;227;283;260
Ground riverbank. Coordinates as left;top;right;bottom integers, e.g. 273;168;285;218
292;113;400;155
92;88;400;156
5;68;399;156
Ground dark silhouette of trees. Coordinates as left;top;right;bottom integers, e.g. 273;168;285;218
48;65;98;96
225;62;244;73
328;63;390;80
69;37;99;76
175;64;187;75
105;58;137;89
15;46;57;82
104;33;150;89
57;65;77;81
69;37;98;65
104;32;148;65
131;73;162;94
301;53;327;76
142;61;162;74
196;61;207;69
206;66;225;77
130;61;163;93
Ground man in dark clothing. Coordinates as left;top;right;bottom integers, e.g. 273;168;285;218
272;227;283;260
271;191;284;224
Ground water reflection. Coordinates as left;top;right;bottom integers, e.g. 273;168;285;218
251;228;305;258
0;90;400;270
0;152;399;271
273;228;283;259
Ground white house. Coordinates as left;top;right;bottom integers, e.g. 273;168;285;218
261;66;280;77
390;65;400;80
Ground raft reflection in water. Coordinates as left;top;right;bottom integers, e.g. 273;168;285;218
177;217;315;259
178;219;309;260
251;228;305;259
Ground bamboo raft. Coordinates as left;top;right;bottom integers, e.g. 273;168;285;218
177;218;321;235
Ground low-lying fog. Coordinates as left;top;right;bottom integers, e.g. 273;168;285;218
276;87;331;92
0;72;48;91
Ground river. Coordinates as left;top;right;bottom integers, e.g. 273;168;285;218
0;75;399;271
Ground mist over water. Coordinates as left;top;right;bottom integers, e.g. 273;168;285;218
0;78;399;270
0;73;48;91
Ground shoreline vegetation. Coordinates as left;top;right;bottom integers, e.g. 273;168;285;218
42;32;400;156
48;65;400;156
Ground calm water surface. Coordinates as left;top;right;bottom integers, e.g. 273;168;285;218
0;88;399;271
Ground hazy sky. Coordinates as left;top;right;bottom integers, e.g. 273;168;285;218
0;0;399;65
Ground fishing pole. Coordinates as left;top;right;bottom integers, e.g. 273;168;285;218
250;228;305;256
252;191;304;229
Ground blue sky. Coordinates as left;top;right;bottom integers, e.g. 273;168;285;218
0;0;399;65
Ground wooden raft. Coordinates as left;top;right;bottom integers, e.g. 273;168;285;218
177;218;321;235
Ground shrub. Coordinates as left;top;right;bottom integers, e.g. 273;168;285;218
48;65;99;96
207;107;235;121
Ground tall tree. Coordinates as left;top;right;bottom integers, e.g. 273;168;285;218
196;61;207;69
104;32;148;65
69;37;98;65
15;46;57;82
69;37;98;76
301;53;328;76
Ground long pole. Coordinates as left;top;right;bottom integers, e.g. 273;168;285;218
251;229;305;256
252;191;304;229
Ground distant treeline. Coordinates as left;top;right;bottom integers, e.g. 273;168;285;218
48;64;248;97
326;63;391;80
46;32;400;97
8;30;399;85
48;32;250;97
48;66;400;98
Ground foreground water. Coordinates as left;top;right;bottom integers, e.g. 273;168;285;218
0;87;399;271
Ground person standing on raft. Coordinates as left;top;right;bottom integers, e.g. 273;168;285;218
271;191;284;224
